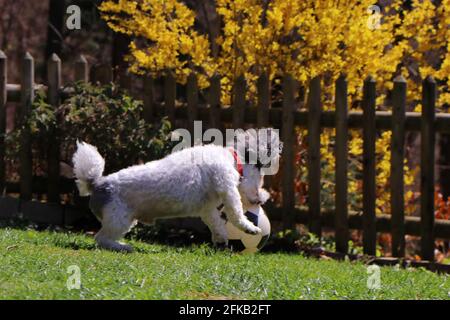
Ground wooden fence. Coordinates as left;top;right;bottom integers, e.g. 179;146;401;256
1;51;450;262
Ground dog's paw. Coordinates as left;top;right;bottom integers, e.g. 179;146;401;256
243;224;262;235
119;244;134;253
111;242;134;253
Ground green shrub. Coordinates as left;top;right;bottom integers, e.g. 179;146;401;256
7;82;174;176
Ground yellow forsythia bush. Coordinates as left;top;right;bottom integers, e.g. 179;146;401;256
99;0;450;215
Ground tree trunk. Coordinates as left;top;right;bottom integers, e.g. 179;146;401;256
112;32;130;90
46;0;65;59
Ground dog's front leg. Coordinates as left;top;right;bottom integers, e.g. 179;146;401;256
221;187;261;235
201;209;228;247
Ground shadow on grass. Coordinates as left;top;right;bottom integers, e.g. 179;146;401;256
0;217;213;253
0;217;301;254
0;217;98;251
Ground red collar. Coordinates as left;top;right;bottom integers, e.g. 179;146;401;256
229;148;243;176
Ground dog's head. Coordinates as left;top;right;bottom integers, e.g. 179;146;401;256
238;164;270;207
230;128;283;207
232;128;283;173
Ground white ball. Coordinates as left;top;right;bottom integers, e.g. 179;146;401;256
222;204;271;253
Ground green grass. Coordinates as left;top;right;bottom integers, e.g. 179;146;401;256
0;228;449;300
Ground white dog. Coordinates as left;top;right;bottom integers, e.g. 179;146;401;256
72;128;281;252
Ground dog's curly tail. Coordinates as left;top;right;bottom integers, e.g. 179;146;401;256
72;141;105;196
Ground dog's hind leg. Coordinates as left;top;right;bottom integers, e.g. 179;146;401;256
202;208;228;247
95;200;136;252
220;187;261;235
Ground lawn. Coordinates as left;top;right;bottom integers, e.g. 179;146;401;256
0;227;449;300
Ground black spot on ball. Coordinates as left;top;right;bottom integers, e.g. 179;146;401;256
228;239;246;252
244;211;258;226
257;234;270;249
220;212;228;222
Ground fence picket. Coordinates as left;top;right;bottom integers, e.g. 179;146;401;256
308;76;322;236
421;76;436;261
257;72;270;127
74;55;88;82
362;75;377;255
282;74;296;228
233;75;246;129
335;75;349;253
391;75;407;257
0;51;6;194
257;72;272;189
71;55;90;212
47;54;61;203
19;52;34;201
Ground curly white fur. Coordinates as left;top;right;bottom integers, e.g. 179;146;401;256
72;129;281;252
72;141;105;196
